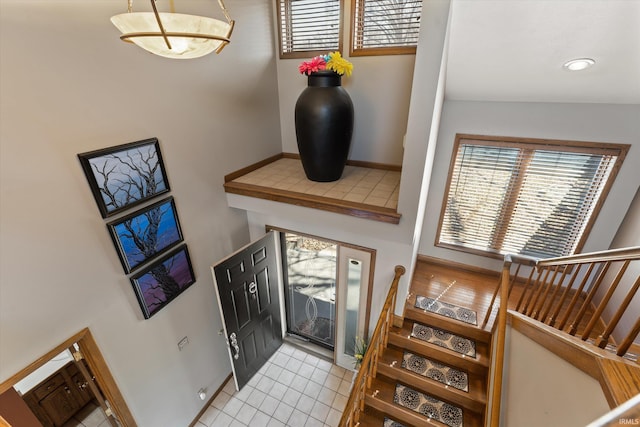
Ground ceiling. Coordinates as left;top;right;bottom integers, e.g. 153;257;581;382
445;0;640;104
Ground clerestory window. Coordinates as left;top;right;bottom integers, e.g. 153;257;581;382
350;0;422;56
436;134;629;259
277;0;343;58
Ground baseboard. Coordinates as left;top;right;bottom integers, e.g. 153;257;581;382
416;254;500;278
189;372;233;427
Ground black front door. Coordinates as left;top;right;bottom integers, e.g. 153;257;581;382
212;231;283;390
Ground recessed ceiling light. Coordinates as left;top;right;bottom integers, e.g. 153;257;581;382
563;58;595;71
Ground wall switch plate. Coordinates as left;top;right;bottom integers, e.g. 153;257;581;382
178;336;189;351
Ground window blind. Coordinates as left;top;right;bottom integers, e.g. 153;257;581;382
278;0;341;56
352;0;422;54
437;136;627;259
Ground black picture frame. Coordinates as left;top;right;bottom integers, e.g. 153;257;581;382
107;196;183;274
78;138;170;218
130;244;196;319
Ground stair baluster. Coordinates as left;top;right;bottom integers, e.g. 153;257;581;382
340;265;405;427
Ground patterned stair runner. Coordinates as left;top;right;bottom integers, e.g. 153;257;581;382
402;351;469;392
411;323;477;358
394;384;464;427
383;418;406;427
415;296;477;325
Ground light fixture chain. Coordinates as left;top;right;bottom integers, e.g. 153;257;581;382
150;0;172;50
127;0;133;13
218;0;232;23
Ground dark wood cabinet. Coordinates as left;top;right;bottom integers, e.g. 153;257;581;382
37;384;79;426
22;362;95;427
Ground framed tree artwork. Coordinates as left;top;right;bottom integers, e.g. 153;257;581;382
78;138;170;218
107;196;183;273
130;244;196;319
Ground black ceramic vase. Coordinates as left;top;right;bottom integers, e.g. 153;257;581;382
295;70;354;182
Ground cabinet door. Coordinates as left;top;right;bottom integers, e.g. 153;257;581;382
70;371;93;407
38;386;79;427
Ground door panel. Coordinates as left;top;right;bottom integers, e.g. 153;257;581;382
281;233;338;349
212;232;283;390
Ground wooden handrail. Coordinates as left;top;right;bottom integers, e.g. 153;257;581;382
339;265;406;427
487;256;511;427
485;247;639;358
539;246;640;266
486;247;640;425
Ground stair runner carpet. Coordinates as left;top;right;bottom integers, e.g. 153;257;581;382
411;323;477;358
402;351;469;392
383;418;406;427
394;384;464;427
415;296;477;325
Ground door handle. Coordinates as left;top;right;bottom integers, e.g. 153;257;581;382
248;282;257;294
229;332;240;360
248;282;257;299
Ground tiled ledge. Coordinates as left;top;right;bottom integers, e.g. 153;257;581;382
223;154;402;224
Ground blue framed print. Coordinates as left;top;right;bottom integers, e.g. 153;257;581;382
78;138;170;218
130;244;196;319
107;196;183;273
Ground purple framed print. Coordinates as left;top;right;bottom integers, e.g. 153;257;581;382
78;138;170;218
107;196;183;273
130;244;196;319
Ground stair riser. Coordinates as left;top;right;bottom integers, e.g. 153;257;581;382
389;333;489;375
365;395;448;427
405;306;492;343
377;364;486;414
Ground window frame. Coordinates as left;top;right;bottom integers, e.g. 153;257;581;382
435;134;630;260
276;0;345;59
350;0;421;57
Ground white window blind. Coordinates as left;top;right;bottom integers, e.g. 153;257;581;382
278;0;342;56
437;136;628;259
352;0;422;55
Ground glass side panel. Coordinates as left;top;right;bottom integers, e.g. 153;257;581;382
283;233;337;349
344;258;362;356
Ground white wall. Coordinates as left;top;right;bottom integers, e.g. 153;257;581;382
274;0;416;166
418;100;640;270
0;1;282;426
503;328;610;427
230;0;452;321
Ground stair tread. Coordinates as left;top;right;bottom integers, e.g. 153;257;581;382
355;410;388;426
379;347;487;410
365;378;450;427
405;304;492;343
390;324;490;373
367;376;484;427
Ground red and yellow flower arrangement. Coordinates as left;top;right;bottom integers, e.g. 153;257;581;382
298;51;354;77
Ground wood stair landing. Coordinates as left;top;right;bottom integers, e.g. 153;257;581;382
360;296;490;426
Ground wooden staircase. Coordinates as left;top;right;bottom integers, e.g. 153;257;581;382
357;292;490;426
341;248;640;427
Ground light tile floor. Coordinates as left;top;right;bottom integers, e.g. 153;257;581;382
232;158;401;210
61;402;111;427
196;343;353;427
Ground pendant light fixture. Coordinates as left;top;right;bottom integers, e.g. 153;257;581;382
111;0;234;59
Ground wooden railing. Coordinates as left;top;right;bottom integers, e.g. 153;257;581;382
486;255;513;426
484;247;640;358
484;247;640;426
339;265;406;427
